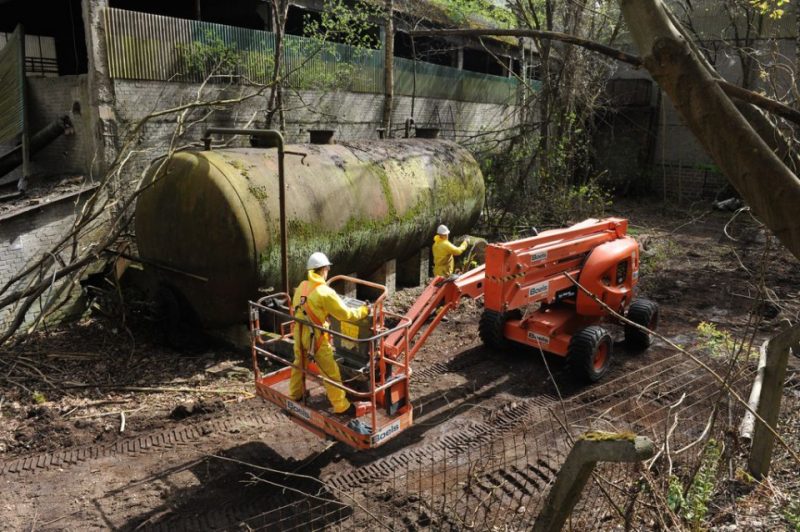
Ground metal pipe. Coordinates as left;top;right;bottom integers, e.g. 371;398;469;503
0;115;74;182
202;128;289;296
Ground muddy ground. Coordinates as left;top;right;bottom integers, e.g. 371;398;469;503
1;200;799;530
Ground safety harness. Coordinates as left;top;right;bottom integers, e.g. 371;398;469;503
294;280;328;361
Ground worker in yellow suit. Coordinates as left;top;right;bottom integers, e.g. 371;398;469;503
432;224;469;277
288;252;369;416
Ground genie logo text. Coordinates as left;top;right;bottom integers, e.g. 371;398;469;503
372;420;401;445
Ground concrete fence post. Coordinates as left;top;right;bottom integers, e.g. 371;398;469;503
534;432;655;532
748;324;800;479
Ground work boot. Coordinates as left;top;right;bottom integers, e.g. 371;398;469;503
288;390;311;403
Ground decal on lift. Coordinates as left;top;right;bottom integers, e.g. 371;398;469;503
531;250;548;263
372;419;402;445
527;331;550;345
555;286;577;303
528;281;549;298
286;400;312;421
632;270;639;280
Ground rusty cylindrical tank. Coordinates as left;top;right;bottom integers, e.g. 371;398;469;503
134;139;485;327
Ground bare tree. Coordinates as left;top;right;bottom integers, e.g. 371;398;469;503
621;0;800;260
414;0;800;260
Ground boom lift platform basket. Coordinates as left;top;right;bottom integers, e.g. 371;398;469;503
249;276;414;450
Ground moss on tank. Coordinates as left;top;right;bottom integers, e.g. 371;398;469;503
135;139;484;327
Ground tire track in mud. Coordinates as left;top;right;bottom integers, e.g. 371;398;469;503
0;348;489;479
0;348;672;484
0;407;286;478
3;349;723;531
323;393;560;492
322;352;710;491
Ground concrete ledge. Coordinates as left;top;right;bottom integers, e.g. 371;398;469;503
0;182;99;222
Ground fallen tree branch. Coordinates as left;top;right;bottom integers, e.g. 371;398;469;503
410;28;642;66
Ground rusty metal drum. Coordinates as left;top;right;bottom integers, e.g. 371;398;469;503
135;139;484;326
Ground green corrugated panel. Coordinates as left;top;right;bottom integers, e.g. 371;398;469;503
394;57;518;105
0;26;24;143
104;8;519;104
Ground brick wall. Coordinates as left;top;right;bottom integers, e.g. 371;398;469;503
0;191;100;330
607;49;792;204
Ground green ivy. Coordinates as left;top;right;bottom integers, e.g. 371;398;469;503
178;30;275;82
428;0;516;28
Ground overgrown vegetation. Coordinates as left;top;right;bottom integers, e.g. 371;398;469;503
303;0;382;50
783;497;800;530
428;0;516;28
471;0;621;236
696;321;737;359
178;31;275;82
638;237;679;278
667;440;722;530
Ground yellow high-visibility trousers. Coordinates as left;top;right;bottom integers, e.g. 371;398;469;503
288;331;350;413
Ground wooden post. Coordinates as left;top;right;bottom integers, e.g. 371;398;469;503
739;339;768;441
534;432;654;532
748;324;800;479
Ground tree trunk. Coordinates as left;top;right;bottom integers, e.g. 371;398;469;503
620;0;800;260
538;0;553;176
266;0;289;129
383;0;394;136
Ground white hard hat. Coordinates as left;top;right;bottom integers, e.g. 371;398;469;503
307;251;332;270
437;224;450;235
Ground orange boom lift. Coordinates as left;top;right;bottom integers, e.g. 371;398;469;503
249;218;658;450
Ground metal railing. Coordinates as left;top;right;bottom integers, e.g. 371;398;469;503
103;7;520;105
249;274;414;446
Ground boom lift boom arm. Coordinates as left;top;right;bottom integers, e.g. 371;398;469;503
249;217;654;450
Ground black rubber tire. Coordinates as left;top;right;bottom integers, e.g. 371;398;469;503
479;309;515;350
625;299;659;351
568;326;613;383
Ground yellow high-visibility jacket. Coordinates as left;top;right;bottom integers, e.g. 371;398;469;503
432;235;468;277
292;271;368;338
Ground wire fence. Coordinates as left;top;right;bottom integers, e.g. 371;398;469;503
103;8;520;105
210;352;753;531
